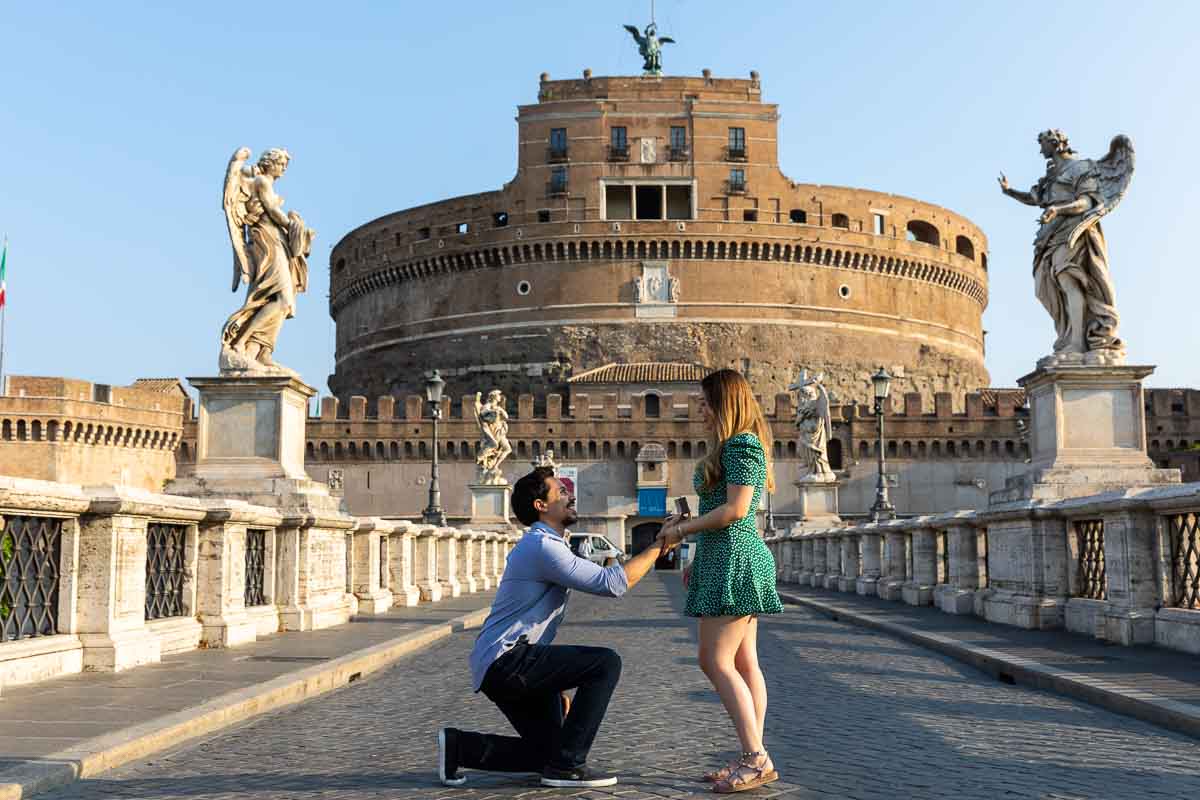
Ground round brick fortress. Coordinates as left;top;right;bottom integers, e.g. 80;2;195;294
329;72;990;405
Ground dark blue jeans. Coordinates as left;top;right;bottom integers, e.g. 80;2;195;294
457;640;623;772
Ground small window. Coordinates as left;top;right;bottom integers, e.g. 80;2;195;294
645;393;661;418
537;209;551;223
335;258;346;272
611;127;628;149
729;168;746;193
743;209;757;222
873;213;886;235
789;209;807;224
549;167;567;194
728;127;746;159
839;284;851;299
955;235;975;260
549;128;568;160
832;213;850;229
981;252;988;271
493;211;509;227
456;222;468;235
906;220;940;246
516;280;531;295
669;126;687;160
418;227;431;240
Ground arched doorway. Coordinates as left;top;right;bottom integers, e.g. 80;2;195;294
630;521;677;570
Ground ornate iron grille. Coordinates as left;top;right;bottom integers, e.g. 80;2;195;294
145;523;187;620
1074;519;1107;600
1;515;64;641
244;528;267;607
1168;512;1200;609
379;536;389;589
937;531;949;585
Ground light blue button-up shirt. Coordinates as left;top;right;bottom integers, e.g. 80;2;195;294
469;521;629;691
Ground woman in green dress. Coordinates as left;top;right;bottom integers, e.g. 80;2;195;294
659;369;783;793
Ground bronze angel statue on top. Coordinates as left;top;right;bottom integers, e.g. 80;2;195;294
999;131;1135;365
219;147;316;374
623;22;675;75
789;369;835;482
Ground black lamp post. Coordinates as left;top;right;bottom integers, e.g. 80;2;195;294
869;366;896;522
422;370;447;526
764;488;776;535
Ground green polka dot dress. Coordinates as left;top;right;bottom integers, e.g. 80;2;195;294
686;432;784;618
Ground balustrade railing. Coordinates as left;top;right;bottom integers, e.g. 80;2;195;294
1073;519;1107;600
0;515;63;641
145;522;186;620
245;528;267;607
1167;511;1200;609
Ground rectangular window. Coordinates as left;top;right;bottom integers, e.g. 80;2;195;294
418;226;431;240
666;185;691;220
743;209;758;222
493;211;509;227
789;209;807;224
873;213;886;236
729;168;746;192
728;127;746;159
610;127;629;160
549;167;567;194
669;126;687;160
456;222;468;234
537;209;551;223
606;185;633;219
549;128;568;161
635;184;662;220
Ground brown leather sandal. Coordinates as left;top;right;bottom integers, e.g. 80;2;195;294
700;759;740;783
712;751;778;794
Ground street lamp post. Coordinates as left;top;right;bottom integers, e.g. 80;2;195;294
422;370;447;527
764;488;776;535
869;366;896;522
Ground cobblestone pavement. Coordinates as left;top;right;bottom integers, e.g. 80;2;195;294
39;573;1200;800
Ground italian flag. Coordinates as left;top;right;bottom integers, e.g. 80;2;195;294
0;238;6;308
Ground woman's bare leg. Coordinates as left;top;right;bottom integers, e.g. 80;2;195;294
733;616;767;743
698;616;764;755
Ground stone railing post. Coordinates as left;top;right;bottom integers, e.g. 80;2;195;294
839;530;860;592
933;513;980;614
978;506;1068;630
438;528;463;597
903;521;937;606
879;523;908;601
798;532;815;586
471;533;492;591
196;501;282;645
389;522;421;607
811;534;827;588
1095;507;1160;645
455;530;477;593
350;518;394;615
824;529;842;589
858;524;882;597
412;525;443;602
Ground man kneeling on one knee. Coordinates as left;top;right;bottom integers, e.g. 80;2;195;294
439;466;671;788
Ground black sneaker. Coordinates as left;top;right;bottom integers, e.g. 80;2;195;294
540;764;618;788
438;727;467;786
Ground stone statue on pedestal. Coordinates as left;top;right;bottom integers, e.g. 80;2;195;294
220;147;316;375
531;446;559;472
790;369;835;482
998;131;1135;366
473;390;512;484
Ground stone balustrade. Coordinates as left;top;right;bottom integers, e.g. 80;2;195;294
0;476;517;693
766;482;1200;656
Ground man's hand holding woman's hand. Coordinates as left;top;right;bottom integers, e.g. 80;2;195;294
656;514;687;555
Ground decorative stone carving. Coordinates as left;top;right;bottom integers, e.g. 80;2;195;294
622;22;675;76
640;137;656;164
220;147;315;376
999;131;1134;366
473;390;512;484
633;276;645;303
531;446;559;471
668;275;681;303
789;369;835;482
327;468;344;495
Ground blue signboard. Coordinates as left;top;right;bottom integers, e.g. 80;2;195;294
638;487;668;517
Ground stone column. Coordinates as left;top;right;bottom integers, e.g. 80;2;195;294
454;530;478;593
824;530;842;589
389;526;421;607
195;502;281;646
903;523;937;606
810;535;827;588
471;533;493;591
798;534;815;586
437;529;463;598
1089;508;1158;645
839;532;860;592
350;518;393;615
933;515;981;614
878;526;908;601
858;526;882;597
979;509;1069;630
412;525;442;602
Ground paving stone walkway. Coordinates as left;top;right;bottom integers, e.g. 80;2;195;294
35;573;1200;799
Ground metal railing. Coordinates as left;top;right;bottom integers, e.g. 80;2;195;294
145;523;186;620
725;146;748;161
546;180;568;196
668;145;689;161
726;180;748;194
608;145;630;162
1074;519;1107;600
244;528;267;607
547;147;569;163
1168;511;1200;609
0;515;63;641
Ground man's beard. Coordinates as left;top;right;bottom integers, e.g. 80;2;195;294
564;507;579;526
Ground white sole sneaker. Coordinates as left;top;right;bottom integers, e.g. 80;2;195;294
438;728;467;786
540;774;618;788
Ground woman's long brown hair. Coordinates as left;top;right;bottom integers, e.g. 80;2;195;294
697;369;775;493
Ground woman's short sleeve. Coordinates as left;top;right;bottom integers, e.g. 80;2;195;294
722;433;765;486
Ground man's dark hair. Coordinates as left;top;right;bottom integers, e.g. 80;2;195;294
512;467;555;526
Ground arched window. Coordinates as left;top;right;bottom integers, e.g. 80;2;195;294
603;442;612;458
906;220;940;247
697;441;707;456
334;442;344;459
644;393;660;418
787;441;797;457
306;442;315;459
858;441;869;458
320;441;330;459
682;441;692;459
831;213;850;229
418;441;428;458
390;442;399;459
668;442;677;458
404;441;414;458
589;441;598;458
955;235;975;260
517;441;527;457
616;441;626;458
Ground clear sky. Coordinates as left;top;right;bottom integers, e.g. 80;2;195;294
3;1;1198;396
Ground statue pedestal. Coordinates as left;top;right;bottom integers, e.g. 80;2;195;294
469;483;513;527
167;374;355;633
990;364;1179;505
794;479;841;528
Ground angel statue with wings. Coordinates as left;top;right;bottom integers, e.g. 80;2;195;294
790;369;835;482
999;131;1135;365
219;147;316;374
623;22;675;75
473;390;513;484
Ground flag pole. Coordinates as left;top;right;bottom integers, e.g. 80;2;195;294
1;236;7;395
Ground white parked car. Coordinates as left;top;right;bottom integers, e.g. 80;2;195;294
567;533;625;564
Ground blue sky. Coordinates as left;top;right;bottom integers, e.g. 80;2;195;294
2;1;1198;395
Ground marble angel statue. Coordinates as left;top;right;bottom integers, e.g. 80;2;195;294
999;131;1134;365
790;369;835;482
219;147;316;374
473;390;513;484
